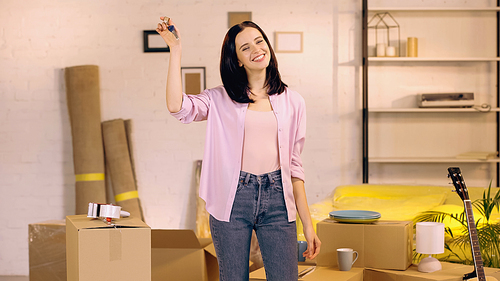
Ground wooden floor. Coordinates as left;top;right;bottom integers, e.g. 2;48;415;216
0;277;28;281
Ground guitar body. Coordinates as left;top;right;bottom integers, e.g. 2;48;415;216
447;167;498;281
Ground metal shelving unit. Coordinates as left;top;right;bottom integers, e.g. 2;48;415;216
361;1;500;184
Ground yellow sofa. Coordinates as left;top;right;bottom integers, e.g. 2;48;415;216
298;184;500;264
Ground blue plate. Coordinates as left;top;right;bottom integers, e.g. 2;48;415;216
329;210;381;223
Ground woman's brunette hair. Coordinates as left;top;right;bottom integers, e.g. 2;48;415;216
220;21;287;103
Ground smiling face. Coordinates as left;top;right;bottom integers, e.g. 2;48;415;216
235;27;271;74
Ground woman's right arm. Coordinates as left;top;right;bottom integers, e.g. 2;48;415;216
156;17;183;113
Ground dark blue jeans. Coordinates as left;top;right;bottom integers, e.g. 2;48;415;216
210;170;298;281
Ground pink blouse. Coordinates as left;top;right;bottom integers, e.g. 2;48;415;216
170;85;306;222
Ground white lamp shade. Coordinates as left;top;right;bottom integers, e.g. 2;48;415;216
416;222;445;254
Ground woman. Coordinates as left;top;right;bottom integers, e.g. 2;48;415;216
157;17;320;281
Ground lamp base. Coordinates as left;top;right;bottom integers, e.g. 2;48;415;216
418;255;442;273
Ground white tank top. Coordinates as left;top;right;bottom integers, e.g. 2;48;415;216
241;109;281;175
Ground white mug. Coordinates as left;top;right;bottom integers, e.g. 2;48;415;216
337;248;359;271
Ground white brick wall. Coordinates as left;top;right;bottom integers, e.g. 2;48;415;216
0;0;362;275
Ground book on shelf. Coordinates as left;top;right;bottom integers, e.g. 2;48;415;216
456;151;498;160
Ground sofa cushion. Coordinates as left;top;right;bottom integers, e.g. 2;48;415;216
444;186;499;205
332;184;448;221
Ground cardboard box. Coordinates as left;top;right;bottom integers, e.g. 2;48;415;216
364;262;500;281
249;265;364;281
317;219;412;270
151;229;218;281
66;215;151;281
29;220;67;281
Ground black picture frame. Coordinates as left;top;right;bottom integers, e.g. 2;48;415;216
143;30;170;53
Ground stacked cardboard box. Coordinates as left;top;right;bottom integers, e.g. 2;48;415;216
249;219;413;280
28;216;500;281
29;218;218;280
66;215;151;280
316;219;413;270
29;220;66;281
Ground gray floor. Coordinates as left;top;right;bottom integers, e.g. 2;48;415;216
0;277;28;281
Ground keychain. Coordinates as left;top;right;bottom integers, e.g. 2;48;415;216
163;16;179;39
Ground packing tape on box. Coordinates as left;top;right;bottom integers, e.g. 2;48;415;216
75;173;105;182
88;203;131;220
114;190;139;202
88;203;121;218
100;204;121;218
109;228;122;261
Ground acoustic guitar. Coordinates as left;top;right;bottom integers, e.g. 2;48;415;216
447;167;498;281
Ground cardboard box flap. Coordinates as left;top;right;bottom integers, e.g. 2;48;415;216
67;215;148;230
199;238;213;249
203;240;217;257
113;217;148;228
151;229;202;249
86;225;145;230
205;245;219;281
249;266;364;281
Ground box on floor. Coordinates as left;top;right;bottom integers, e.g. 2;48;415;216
66;215;151;281
30;217;218;280
29;220;66;281
249;264;363;281
364;262;500;281
151;229;218;281
317;219;412;270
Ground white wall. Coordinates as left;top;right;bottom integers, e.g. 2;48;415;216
0;0;363;275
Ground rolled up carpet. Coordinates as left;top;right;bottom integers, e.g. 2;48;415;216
124;119;137;185
124;119;143;220
102;119;143;220
65;65;107;214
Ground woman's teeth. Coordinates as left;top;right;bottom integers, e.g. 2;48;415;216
253;54;265;61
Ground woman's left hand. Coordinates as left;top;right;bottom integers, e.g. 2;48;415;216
303;225;321;260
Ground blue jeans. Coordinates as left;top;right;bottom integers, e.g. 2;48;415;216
210;170;298;281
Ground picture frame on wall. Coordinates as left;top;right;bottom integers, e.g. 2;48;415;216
181;67;206;95
228;12;252;28
275;32;303;53
143;30;170;52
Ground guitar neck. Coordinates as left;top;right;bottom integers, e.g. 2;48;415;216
464;200;486;281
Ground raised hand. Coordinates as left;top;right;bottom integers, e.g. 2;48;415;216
156;16;181;50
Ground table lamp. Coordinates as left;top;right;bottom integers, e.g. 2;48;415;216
416;222;444;273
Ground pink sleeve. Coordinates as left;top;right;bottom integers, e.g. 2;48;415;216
169;90;211;123
290;98;306;182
